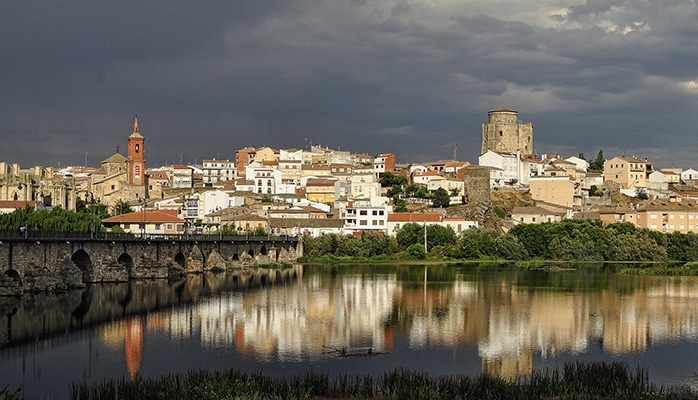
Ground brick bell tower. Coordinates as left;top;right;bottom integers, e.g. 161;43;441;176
127;116;147;198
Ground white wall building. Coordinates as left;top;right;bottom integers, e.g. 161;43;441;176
202;159;236;186
344;199;392;234
245;163;283;195
478;150;521;187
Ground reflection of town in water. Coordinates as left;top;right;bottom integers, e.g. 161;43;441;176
92;266;698;380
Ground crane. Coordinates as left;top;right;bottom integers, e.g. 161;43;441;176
438;142;458;161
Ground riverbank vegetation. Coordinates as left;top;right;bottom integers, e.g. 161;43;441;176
68;361;695;400
301;220;698;264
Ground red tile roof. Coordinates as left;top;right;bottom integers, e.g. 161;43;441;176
102;210;185;223
388;213;443;222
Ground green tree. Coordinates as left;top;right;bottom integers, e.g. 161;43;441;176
459;228;499;259
605;233;666;261
590;150;604;170
393;198;407;212
432;188;450;208
426;225;457;248
415;186;428;198
396;223;424;249
406;243;426;259
635;188;649;200
112;199;133;216
404;184;419;198
494;235;529;260
380;172;408;187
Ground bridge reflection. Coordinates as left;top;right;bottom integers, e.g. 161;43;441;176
0;265;302;347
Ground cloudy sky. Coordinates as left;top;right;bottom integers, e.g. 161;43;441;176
2;0;698;169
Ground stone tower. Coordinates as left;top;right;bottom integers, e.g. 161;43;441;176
481;106;533;155
126;116;147;198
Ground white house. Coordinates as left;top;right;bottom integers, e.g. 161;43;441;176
245;163;283;195
682;168;698;182
478;150;521;187
344;199;393;234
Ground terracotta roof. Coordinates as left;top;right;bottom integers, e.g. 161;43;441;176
102;210;185;224
0;201;40;209
305;178;337;186
636;199;698;212
388;213;443;222
511;206;564;216
489;106;517;113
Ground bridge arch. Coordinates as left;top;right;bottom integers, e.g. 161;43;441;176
260;245;268;256
118;253;135;276
247;249;255;258
4;269;22;284
174;252;186;268
71;249;94;282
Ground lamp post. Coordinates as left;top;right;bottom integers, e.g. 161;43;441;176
17;182;28;239
88;197;101;239
139;198;147;239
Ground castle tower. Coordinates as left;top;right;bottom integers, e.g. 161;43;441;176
126;116;147;198
481;106;533;155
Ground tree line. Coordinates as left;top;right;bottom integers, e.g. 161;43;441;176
0;199;133;233
302;219;698;262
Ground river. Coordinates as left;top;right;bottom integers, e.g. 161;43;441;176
2;263;698;398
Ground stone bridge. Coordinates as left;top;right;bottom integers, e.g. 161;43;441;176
0;233;302;295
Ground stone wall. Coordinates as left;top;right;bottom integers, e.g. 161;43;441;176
463;167;491;205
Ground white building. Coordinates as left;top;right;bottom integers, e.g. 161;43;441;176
202;159;236;186
245;163;283;195
478;150;521;187
344;199;392;234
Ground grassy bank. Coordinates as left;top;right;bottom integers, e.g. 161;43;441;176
68;362;695;400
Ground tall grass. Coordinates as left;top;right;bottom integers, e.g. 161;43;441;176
69;361;695;400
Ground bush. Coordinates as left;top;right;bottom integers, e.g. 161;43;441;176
406;243;426;259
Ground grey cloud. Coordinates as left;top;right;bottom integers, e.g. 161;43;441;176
1;0;698;169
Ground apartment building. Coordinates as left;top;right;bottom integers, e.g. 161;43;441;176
345;200;391;234
374;153;396;180
603;156;654;189
529;176;574;208
202;159;236;186
635;199;698;233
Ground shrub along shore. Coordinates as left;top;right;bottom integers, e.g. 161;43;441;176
301;220;698;265
67;362;695;400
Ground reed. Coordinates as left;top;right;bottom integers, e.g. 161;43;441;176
69;361;695;400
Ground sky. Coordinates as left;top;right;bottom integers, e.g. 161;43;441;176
2;0;698;170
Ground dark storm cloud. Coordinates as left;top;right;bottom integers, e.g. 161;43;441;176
1;0;698;169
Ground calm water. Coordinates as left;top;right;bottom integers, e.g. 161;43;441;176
3;263;698;399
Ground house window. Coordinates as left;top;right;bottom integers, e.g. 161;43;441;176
360;210;368;215
155;223;162;231
166;223;173;230
360;220;367;225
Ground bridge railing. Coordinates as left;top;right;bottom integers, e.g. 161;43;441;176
0;231;299;242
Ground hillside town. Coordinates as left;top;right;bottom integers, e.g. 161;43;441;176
1;106;697;237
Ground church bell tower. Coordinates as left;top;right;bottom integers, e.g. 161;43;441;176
127;116;146;197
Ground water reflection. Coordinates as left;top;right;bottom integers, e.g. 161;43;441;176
4;263;698;396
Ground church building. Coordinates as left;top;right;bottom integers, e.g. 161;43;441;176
91;117;148;208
